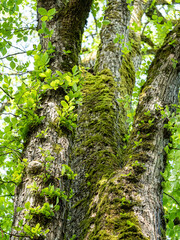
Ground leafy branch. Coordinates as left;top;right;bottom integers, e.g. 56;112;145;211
164;192;180;206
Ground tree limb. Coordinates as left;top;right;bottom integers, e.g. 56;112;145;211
141;34;156;48
143;48;157;55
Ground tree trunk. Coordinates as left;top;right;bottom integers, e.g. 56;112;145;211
11;0;93;239
10;0;180;240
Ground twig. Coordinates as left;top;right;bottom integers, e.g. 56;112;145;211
0;51;27;60
0;86;14;99
0;195;14;197
164;192;180;206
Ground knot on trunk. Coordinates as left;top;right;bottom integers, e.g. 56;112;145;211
27;160;43;175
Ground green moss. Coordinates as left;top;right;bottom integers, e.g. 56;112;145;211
74;69;122;180
80;173;149;240
119;53;135;96
129;30;141;57
72;68;149;239
72;198;87;209
48;119;63;137
52;144;63;154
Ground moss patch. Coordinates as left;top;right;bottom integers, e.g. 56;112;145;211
80;171;150;240
52;143;63;154
74;69;122;183
72;69;149;240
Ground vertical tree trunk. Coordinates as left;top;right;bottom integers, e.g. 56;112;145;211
11;0;93;239
66;1;154;238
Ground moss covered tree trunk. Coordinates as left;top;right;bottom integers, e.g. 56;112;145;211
11;1;180;240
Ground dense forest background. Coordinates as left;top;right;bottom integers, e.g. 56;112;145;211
0;0;180;239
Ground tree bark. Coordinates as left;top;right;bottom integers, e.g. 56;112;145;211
37;0;93;72
11;0;93;239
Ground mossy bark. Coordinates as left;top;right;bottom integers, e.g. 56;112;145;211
66;23;180;240
95;0;131;80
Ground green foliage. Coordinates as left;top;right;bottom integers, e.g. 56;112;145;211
40;184;68;201
69;234;76;240
161;106;180;240
36;128;48;139
38;7;56;37
39;64;82;130
114;33;132;55
14;222;49;239
25;202;55;219
61;164;77;180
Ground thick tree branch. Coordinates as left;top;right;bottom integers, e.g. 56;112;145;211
37;0;93;71
141;34;156;48
11;1;94;239
127;22;180;238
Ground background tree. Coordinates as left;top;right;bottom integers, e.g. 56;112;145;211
0;0;180;239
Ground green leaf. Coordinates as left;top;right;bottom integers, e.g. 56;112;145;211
39;73;47;78
72;65;78;75
16;207;24;212
13;226;22;231
48;8;56;16
25;201;30;210
23;36;28;42
38;29;44;34
42;84;50;90
4;116;10;123
61;100;69;109
113;37;119;43
38;8;48;16
102;20;110;25
41;16;48;22
65;95;69;102
72;83;77;92
10;61;16;69
1;47;7;56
